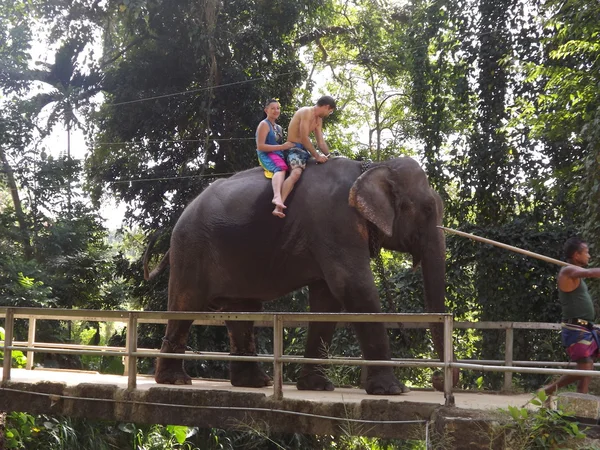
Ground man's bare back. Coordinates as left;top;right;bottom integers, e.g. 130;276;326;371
288;106;319;144
287;106;329;165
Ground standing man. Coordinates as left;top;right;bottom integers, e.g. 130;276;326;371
276;95;336;212
539;237;600;396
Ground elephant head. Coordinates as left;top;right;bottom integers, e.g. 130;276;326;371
348;158;457;388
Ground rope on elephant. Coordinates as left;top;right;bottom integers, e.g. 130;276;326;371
0;386;429;426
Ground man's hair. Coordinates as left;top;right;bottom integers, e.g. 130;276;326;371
564;236;586;260
316;95;336;109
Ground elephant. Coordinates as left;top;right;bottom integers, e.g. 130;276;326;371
144;156;450;395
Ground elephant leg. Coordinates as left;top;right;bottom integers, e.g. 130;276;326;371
333;271;407;395
155;271;206;385
297;280;341;392
225;300;272;388
155;318;194;385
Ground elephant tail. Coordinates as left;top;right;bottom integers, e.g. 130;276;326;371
143;233;171;281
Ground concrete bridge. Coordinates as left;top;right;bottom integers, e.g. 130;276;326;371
0;367;539;445
3;307;600;448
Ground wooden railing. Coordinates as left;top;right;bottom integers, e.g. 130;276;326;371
1;307;599;407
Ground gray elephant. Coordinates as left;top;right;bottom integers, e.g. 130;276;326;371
144;156;449;395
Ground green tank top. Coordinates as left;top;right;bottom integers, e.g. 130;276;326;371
559;279;595;322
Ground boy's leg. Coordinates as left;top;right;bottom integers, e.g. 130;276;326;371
262;152;288;218
271;171;286;218
281;148;309;208
281;168;303;204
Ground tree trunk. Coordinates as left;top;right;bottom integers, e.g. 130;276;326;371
0;146;33;259
0;411;6;449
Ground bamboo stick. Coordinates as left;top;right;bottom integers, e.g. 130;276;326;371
438;226;569;267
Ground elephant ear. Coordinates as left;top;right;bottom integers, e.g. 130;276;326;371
349;166;395;237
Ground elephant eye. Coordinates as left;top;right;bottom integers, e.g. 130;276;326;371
399;200;414;213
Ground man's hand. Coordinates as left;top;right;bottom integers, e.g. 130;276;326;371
316;154;328;163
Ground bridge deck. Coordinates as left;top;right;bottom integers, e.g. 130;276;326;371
0;368;538;444
1;368;535;410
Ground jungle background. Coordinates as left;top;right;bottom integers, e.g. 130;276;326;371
0;0;599;448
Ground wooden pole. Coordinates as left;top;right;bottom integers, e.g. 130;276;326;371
438;226;569;267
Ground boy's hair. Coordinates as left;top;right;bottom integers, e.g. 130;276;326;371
264;98;279;108
316;95;336;109
564;236;586;260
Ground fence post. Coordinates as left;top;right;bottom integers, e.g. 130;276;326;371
2;308;15;382
26;317;37;370
126;312;138;389
503;327;514;392
273;314;284;400
443;314;455;406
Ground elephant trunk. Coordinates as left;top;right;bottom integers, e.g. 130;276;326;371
420;225;459;389
421;226;446;358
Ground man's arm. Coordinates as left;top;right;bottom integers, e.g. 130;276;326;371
558;265;600;292
298;110;320;158
314;119;330;156
561;266;600;279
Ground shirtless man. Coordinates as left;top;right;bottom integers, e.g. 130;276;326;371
274;95;336;217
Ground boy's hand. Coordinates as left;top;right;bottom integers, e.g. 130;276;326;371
316;154;328;163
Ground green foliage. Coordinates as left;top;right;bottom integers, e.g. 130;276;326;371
0;327;27;368
3;412;39;449
4;413;208;450
2;414;429;450
500;391;588;449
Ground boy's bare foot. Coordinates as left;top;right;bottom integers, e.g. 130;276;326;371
272;205;286;218
272;198;286;209
271;198;286;218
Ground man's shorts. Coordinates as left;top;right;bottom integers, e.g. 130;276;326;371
257;151;288;179
561;323;600;361
286;143;311;170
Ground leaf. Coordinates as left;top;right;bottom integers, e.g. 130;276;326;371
118;422;136;434
166;425;188;444
508;405;521;420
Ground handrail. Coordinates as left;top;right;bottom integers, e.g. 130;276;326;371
0;307;583;406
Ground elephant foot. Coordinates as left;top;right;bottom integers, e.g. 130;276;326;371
230;361;273;388
155;358;192;385
296;367;335;391
364;368;409;395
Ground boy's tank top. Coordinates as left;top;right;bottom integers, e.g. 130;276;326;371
559;279;595;322
256;119;283;147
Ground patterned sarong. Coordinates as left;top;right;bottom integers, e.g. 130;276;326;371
561;323;600;361
257;151;288;179
286;143;311;170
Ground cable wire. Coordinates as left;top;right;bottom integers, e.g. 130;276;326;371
106;70;304;107
95;137;254;146
100;26;499;109
109;172;236;184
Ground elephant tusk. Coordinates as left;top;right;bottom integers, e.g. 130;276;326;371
438;226;570;267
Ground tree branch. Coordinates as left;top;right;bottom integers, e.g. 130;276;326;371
295;26;349;47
